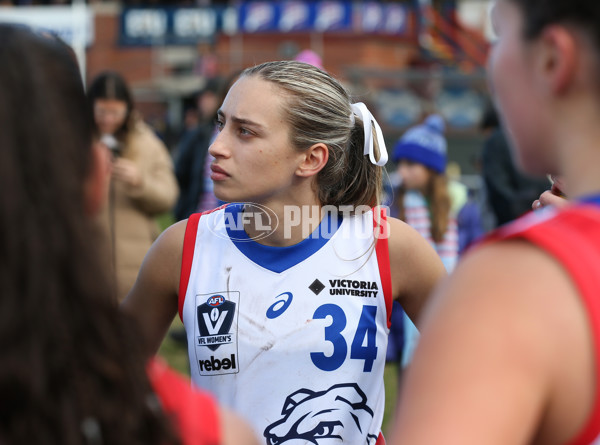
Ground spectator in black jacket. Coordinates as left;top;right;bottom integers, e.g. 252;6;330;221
480;105;549;227
173;78;223;221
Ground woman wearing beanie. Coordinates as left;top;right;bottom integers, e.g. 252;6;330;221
385;114;459;372
390;114;458;270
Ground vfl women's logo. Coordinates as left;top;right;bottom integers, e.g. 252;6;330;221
264;383;378;444
197;294;236;351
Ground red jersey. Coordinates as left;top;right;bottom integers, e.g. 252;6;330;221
147;358;221;445
488;204;600;445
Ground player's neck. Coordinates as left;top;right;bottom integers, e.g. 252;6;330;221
555;119;600;200
561;159;600;201
245;197;324;247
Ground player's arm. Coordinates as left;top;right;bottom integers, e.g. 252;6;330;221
121;220;186;355
388;240;587;445
387;216;447;325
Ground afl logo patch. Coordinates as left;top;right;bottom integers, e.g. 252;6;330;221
197;298;236;351
194;291;240;376
207;294;225;307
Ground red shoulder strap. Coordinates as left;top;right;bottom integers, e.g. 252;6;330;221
178;213;201;322
373;206;393;329
178;205;228;322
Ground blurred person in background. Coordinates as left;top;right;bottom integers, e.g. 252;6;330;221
0;23;258;445
293;48;324;70
389;114;459;273
384;114;459;374
456;187;485;254
446;161;485;254
480;103;548;227
88;71;179;301
173;77;223;222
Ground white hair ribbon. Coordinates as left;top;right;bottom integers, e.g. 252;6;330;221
350;102;388;167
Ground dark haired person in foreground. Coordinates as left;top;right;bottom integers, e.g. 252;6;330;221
0;23;258;445
390;1;600;443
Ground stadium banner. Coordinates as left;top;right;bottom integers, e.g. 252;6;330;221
119;1;413;46
119;7;231;46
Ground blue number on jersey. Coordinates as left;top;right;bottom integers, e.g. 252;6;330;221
311;304;378;372
310;304;348;371
350;305;378;372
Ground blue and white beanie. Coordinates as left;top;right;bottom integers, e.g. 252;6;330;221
392;114;447;174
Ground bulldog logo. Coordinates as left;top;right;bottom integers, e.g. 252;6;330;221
263;383;378;444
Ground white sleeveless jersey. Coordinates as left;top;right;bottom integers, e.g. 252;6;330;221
179;204;392;445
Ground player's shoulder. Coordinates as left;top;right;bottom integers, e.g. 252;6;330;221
137;219;188;287
155;219;188;251
159;206;227;250
450;238;573;314
385;215;447;302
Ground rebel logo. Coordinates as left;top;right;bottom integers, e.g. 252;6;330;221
198;354;237;372
197;295;236;351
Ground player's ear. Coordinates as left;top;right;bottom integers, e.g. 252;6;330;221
296;143;328;178
535;24;578;95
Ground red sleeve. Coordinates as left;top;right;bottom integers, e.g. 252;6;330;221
147;358;221;445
